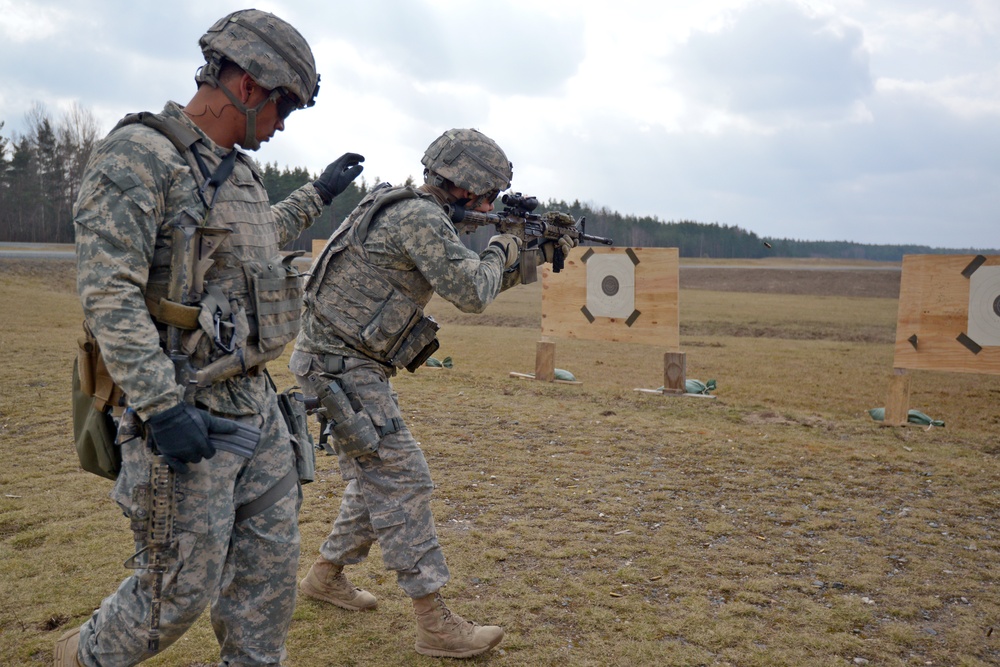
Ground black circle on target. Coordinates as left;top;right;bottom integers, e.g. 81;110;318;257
601;275;620;297
993;294;1000;318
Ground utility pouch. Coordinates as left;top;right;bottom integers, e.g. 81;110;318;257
247;253;305;353
72;357;120;480
358;290;423;359
393;316;440;373
277;388;316;483
73;329;126;480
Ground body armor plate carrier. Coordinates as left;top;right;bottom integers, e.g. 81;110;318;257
306;185;440;372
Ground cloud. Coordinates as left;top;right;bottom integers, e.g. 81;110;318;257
313;0;586;96
1;0;997;249
672;1;874;122
519;68;1000;248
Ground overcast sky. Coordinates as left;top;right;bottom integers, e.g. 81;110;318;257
1;0;997;249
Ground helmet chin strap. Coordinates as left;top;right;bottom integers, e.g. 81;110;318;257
213;78;278;151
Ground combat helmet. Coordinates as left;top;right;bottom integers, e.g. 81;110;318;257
422;129;513;204
196;9;319;149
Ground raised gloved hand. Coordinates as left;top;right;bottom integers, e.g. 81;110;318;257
538;234;578;266
488;233;522;270
146;403;239;473
313;152;365;204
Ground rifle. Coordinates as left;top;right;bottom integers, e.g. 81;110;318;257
130;224;262;651
448;192;613;284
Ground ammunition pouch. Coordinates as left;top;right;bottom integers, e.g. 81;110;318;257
72;330;125;480
145;251;304;374
246;252;305;354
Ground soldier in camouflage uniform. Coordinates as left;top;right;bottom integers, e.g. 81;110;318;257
55;9;363;666
290;128;576;658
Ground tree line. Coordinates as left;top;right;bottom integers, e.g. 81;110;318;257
530;200;997;261
0;104;101;243
0;104;994;261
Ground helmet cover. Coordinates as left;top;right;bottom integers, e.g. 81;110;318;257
197;8;319;108
421;128;513;197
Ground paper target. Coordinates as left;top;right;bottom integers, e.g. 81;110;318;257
967;265;1000;347
585;253;636;320
542;247;678;348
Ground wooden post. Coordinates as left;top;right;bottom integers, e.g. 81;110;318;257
535;340;556;383
663;352;686;394
884;368;912;426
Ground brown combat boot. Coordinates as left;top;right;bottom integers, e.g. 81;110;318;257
53;625;83;666
412;592;503;658
299;558;377;611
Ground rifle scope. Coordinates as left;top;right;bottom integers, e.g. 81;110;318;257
501;192;539;213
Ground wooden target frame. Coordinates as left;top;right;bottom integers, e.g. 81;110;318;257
885;254;1000;425
540;246;679;347
511;247;707;395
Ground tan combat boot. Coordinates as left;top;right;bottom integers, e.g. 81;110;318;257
53;625;83;666
299;558;377;611
412;592;504;658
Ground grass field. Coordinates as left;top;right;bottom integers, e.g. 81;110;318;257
1;257;998;666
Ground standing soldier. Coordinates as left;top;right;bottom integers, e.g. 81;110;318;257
56;9;363;666
289;128;575;658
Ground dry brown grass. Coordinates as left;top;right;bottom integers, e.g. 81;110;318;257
1;257;998;666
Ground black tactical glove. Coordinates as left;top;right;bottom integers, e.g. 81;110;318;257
146;403;239;473
313;152;365;204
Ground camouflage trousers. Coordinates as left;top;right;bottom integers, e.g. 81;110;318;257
78;390;301;667
290;351;449;598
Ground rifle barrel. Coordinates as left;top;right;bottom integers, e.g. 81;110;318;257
579;232;614;245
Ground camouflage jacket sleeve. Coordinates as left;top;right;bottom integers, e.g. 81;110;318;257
380;199;508;313
74;127;186;420
269;182;325;248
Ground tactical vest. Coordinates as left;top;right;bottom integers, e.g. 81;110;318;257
114;111;303;369
305;185;440;371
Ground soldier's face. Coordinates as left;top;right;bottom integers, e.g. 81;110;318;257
253;95;286;144
469;195;495;213
241;82;287;145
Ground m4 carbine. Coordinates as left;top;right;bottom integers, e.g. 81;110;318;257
448;192;613;284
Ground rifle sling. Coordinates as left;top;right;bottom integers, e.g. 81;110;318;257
234;468;298;523
117;111;237;213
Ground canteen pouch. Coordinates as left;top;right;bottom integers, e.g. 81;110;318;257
72;357;120;480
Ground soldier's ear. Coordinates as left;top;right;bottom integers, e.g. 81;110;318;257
240;74;257;104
